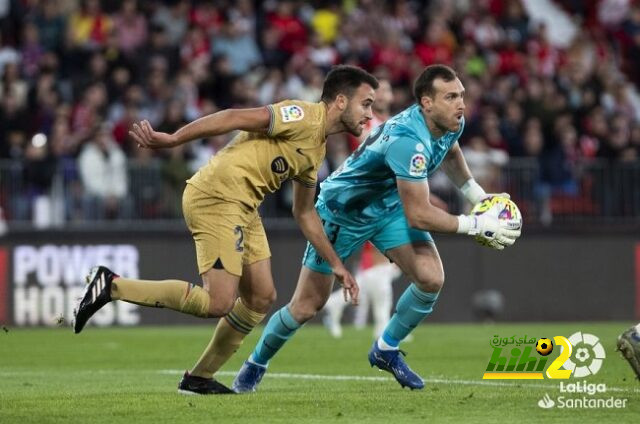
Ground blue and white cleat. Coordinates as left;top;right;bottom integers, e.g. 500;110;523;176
232;360;267;393
368;341;424;390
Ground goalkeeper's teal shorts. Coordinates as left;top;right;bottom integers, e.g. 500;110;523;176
302;201;434;275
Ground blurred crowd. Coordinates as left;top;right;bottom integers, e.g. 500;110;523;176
0;0;639;225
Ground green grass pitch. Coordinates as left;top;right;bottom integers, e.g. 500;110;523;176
1;322;638;423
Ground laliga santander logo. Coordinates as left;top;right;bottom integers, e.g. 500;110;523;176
561;332;606;378
545;332;606;379
483;332;605;380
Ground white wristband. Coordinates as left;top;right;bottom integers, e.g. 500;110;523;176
456;214;475;234
460;178;486;204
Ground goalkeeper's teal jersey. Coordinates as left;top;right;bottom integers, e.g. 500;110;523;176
318;104;464;225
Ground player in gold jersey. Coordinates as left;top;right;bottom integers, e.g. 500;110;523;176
72;65;379;394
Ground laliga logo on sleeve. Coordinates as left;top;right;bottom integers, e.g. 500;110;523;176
280;105;304;122
409;153;427;177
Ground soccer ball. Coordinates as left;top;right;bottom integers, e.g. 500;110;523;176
536;338;554;356
470;196;522;248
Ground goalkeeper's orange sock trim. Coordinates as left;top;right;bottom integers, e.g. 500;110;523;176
111;277;210;318
190;298;266;378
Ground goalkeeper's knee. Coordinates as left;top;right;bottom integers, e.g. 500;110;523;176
413;272;444;293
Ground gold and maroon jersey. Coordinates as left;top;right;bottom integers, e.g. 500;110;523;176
187;100;327;211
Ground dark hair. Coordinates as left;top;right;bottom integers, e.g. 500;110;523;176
413;64;458;102
321;65;379;103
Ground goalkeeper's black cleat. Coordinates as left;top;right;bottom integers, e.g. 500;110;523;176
617;327;640;380
73;266;117;334
178;371;235;395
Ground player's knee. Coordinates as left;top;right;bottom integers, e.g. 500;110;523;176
288;300;319;324
243;288;277;314
413;272;444;293
266;288;277;307
208;294;236;317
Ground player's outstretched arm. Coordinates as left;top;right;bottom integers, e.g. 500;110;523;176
397;179;520;249
291;181;359;304
129;107;271;149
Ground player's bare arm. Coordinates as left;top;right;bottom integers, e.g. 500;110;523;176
291;180;359;304
397;179;459;233
441;142;510;204
129;107;271;149
440;142;473;188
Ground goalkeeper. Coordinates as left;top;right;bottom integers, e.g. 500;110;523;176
233;64;521;392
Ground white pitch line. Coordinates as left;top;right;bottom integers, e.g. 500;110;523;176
157;370;640;393
0;368;636;393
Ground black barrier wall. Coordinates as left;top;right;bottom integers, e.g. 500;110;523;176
0;229;638;327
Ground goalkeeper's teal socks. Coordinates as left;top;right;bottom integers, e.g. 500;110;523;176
381;284;439;348
250;306;301;366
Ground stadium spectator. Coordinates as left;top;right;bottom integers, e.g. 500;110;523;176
210;19;261;76
71;82;107;143
0;93;28;160
19;21;44;81
310;2;341;44
77;123;129;220
32;0;66;54
267;1;308;57
151;0;189;48
0;61;27;109
67;0;112;52
112;0;147;57
462;135;509;194
0;31;19;77
414;21;455;66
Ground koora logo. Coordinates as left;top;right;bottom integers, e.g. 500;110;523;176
483;335;569;379
484;332;605;380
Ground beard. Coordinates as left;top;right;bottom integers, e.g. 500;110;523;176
340;109;363;136
433;111;459;134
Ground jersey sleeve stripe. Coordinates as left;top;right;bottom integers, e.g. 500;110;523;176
266;104;275;135
395;175;428;181
292;177;316;188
